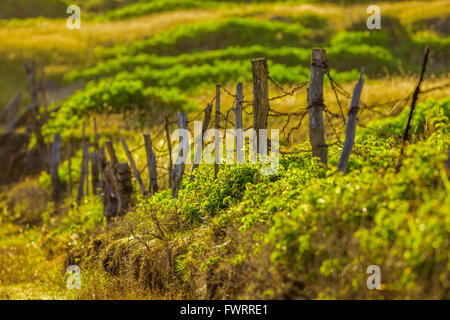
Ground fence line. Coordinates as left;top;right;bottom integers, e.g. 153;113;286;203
28;47;449;222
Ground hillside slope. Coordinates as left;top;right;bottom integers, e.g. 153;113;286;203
0;0;449;300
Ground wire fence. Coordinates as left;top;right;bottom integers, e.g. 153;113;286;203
64;51;450;206
124;63;450;180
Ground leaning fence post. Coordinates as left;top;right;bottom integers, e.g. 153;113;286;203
164;115;173;188
396;46;430;173
190;104;213;182
105;140;119;167
85;149;89;196
50;134;62;204
121;137;146;195
102;141;132;221
116;162;132;216
99;146;114;222
338;69;365;173
251;58;270;154
308;48;328;165
90;151;100;195
0;93;22;133
143;133;159;195
171;112;187;198
446;148;450;170
77;143;89;204
234;82;244;164
93;117;104;194
24;61;47;170
67;142;72;200
215;84;221;179
77;123;88;204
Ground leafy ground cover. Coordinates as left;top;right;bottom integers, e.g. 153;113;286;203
0;0;449;300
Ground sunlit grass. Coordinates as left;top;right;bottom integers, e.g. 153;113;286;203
0;1;448;299
0;10;225;63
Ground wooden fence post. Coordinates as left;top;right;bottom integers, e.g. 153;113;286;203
396;46;430;172
102;141;132;222
234;82;244;164
190;103;213;181
0;94;15;122
67;142;72;200
50;134;62;203
116;162;132;216
251;58;270;154
99;146;115;222
143;133;159;195
164;115;173;188
307;48;328;166
39;62;48;109
171;112;187;198
338;70;365;173
93;117;104;194
0;93;22;133
90;152;100;195
215;84;221;179
85;150;89;196
24;61;48;170
77;123;88;204
446;148;450;170
78;143;89;203
121;137;146;195
105;140;119;167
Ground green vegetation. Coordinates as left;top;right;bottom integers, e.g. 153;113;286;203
0;0;449;300
102;18;317;57
43;79;198;139
67;45;395;82
45;97;448;299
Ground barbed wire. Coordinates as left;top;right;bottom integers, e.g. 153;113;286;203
117;62;449;185
269;78;309;102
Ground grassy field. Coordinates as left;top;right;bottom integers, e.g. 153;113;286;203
0;0;449;300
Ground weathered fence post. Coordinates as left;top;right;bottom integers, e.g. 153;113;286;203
121;137;146;195
116;162;132;215
251;58;270;154
99;147;115;222
24;61;48;170
38;62;48;109
77;123;88;204
93;117;104;194
338;70;365;173
215;84;221;179
307;48;328;165
67;142;72;200
85;150;89;196
234;82;244;164
143;133;159;195
190;104;213;181
0;93;22;133
396;46;430;172
105;140;119;167
446;148;450;170
102;141;132;223
50;134;62;204
164;115;173;188
171;112;187;198
90;152;100;195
